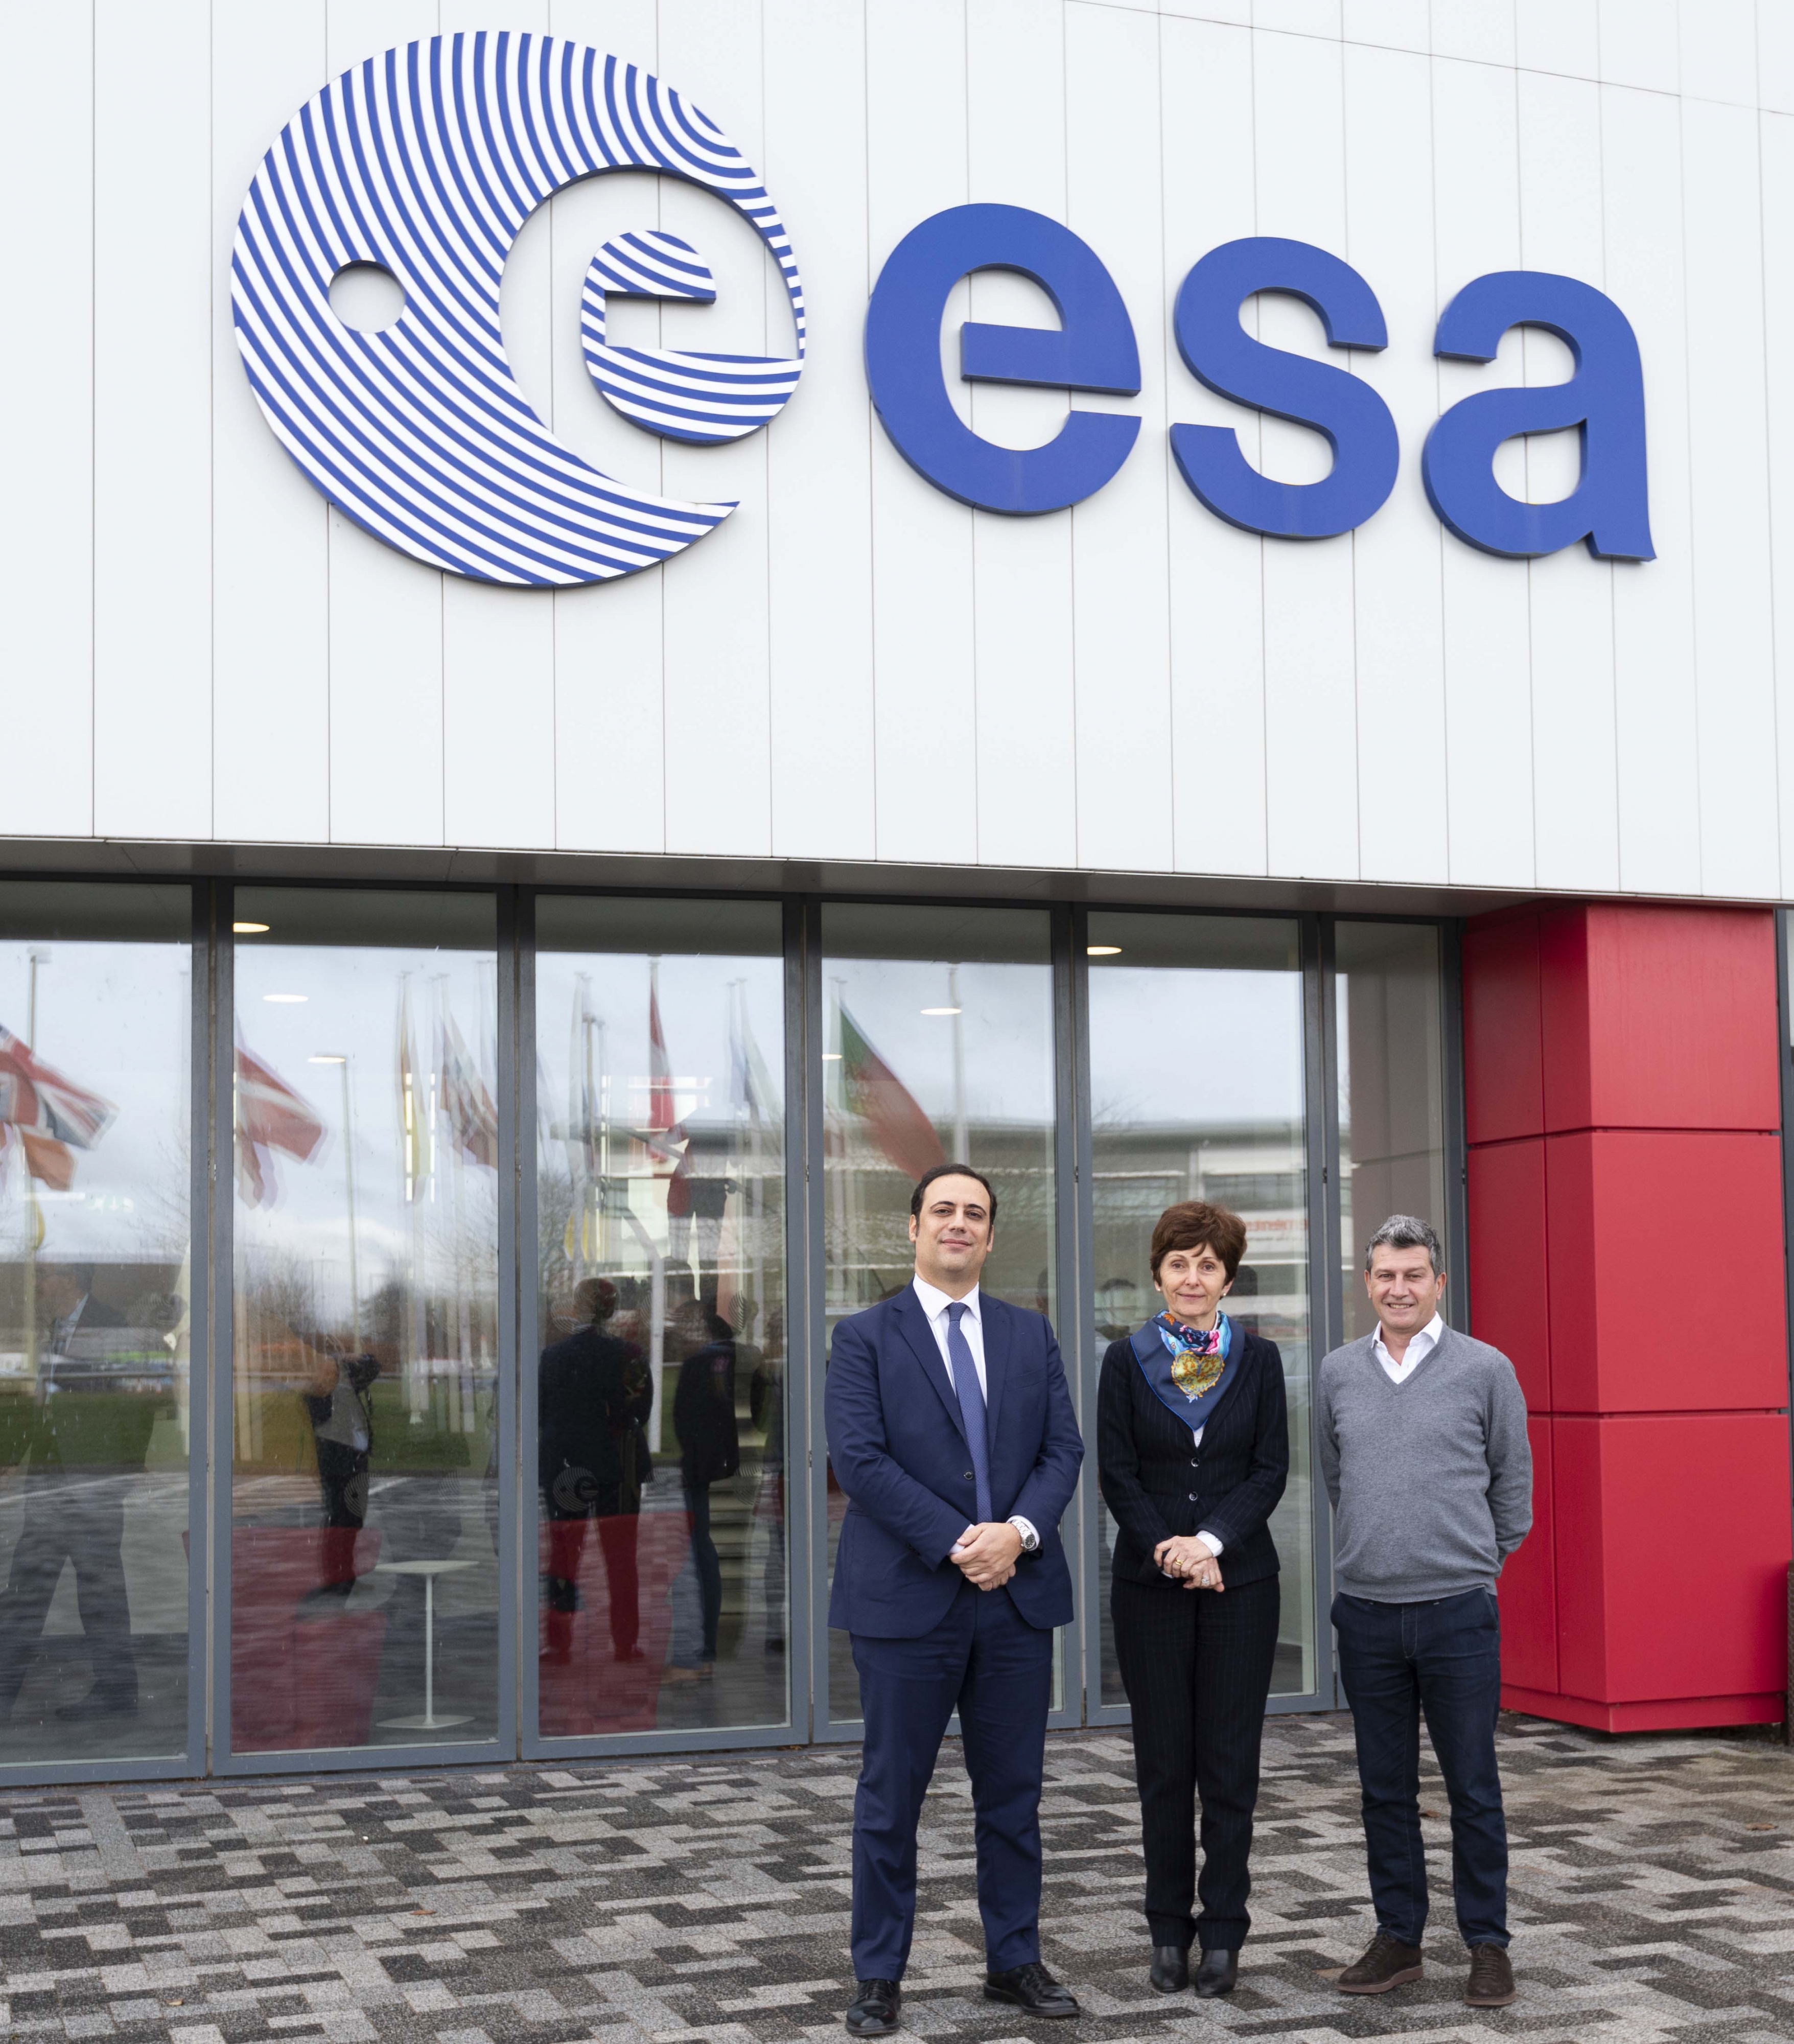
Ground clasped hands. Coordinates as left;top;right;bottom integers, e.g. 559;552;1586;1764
950;1521;1022;1590
1154;1534;1223;1592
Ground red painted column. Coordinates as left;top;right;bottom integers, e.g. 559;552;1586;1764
1463;903;1792;1731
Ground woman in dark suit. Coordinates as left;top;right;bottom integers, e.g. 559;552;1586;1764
1098;1200;1289;2001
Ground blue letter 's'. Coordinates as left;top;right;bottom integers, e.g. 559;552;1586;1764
864;203;1140;514
1170;237;1397;539
1422;271;1653;560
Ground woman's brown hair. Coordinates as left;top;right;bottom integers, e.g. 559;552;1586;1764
1149;1200;1248;1283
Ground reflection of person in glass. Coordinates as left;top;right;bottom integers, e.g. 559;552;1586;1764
302;1349;378;1595
0;1265;150;1723
1097;1202;1289;2001
826;1167;1085;2036
538;1278;653;1664
667;1299;739;1683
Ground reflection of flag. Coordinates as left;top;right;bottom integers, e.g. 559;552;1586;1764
439;1010;499;1169
235;1040;326;1207
729;986;781;1127
839;1003;946;1181
398;978;432;1203
0;1025;117;1191
646;962;692;1215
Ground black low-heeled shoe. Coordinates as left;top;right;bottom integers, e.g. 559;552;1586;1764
1194;1948;1238;1998
844;1979;900;2035
1149;1945;1189;1993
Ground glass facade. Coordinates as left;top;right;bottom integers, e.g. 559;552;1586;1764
0;884;1457;1778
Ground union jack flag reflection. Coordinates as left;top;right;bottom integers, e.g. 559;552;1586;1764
234;1038;327;1206
0;1026;117;1191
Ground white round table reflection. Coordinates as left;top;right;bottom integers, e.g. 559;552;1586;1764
375;1559;477;1732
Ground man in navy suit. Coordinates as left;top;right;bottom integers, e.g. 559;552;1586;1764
826;1165;1085;2035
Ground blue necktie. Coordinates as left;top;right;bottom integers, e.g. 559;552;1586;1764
946;1301;993;1525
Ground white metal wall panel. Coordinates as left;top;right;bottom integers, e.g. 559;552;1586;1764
211;2;332;848
0;0;95;841
965;0;1077;873
1343;40;1448;888
1518;71;1617;897
16;0;1794;904
1682;97;1780;900
1432;55;1532;891
1162;15;1268;878
1066;0;1174;878
1602;85;1700;898
93;0;214;843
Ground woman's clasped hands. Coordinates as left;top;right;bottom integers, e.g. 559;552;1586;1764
1153;1534;1224;1591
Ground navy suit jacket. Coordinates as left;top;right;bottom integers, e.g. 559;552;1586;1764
825;1285;1084;1637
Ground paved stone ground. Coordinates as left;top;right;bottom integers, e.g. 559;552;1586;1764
3;1713;1793;2044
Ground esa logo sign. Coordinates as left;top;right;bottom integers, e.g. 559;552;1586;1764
868;207;1652;562
231;32;806;587
235;32;1650;585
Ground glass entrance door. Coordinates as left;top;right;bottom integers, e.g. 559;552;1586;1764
1084;911;1322;1709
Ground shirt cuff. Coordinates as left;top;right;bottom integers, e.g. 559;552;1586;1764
1008;1516;1039;1552
1196;1530;1223;1558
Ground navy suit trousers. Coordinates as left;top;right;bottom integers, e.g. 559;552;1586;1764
850;1579;1053;1980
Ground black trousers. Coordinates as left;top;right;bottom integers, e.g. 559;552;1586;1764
1111;1571;1279;1953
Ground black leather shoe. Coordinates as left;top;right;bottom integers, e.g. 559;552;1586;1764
844;1979;900;2035
1194;1948;1238;1998
1149;1945;1189;1993
985;1963;1080;2018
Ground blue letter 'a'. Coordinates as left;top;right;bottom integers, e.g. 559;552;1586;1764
1170;237;1398;540
864;203;1140;515
1422;271;1654;561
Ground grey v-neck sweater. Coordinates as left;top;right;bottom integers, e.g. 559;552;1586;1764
1317;1326;1532;1602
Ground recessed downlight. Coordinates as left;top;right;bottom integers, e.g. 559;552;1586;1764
920;1005;962;1016
1086;944;1122;957
233;921;270;935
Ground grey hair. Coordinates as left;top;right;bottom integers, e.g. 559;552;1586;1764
1364;1214;1444;1275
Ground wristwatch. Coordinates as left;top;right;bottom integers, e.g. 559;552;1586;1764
1009;1517;1040;1554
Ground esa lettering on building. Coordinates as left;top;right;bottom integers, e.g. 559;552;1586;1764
867;203;1652;563
236;32;1651;586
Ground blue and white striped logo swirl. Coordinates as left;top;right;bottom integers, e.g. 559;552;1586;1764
231;34;808;586
581;230;804;445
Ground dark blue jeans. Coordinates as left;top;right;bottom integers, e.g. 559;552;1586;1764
1332;1589;1508;1949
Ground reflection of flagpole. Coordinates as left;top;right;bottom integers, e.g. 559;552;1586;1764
23;951;46;1389
949;963;967;1164
310;1054;359;1346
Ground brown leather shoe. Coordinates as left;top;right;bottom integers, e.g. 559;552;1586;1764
1336;1929;1424;1994
1464;1943;1517;2007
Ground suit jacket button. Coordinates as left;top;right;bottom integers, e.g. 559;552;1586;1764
1187;1492;1196;1501
964;1472;974;1482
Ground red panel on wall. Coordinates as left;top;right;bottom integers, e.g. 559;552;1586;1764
1554;1414;1792;1705
1540;904;1781;1135
1545;1129;1788;1413
1497;1415;1556;1693
1463;913;1543;1145
1467;1139;1550;1409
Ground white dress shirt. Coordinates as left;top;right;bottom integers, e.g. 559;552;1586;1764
1373;1311;1445;1385
911;1276;1038;1550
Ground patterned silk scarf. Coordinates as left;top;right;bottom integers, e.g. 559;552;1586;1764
1130;1310;1237;1436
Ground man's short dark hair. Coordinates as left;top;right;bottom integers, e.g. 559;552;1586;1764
910;1163;998;1227
1364;1214;1444;1275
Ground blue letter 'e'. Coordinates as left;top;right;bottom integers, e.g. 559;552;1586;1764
1170;237;1398;540
864;203;1140;515
1422;272;1654;561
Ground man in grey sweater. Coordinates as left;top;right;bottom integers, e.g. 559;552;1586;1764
1318;1215;1531;2012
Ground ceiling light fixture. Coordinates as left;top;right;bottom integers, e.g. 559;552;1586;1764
1086;944;1122;956
308;1054;346;1065
920;1005;961;1016
263;993;308;1004
233;921;270;935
